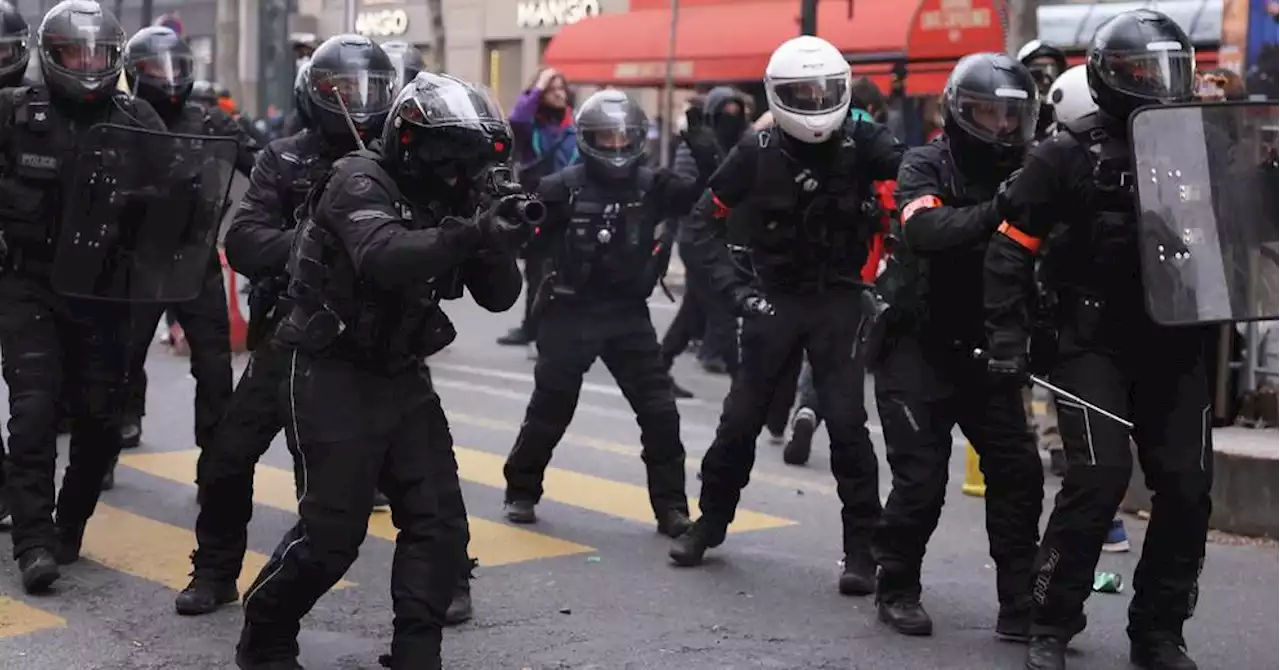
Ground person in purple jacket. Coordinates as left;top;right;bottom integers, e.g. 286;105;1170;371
497;67;581;347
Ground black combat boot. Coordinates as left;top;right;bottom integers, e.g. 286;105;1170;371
175;576;240;615
120;416;142;449
838;550;875;595
18;548;60;594
656;508;693;538
445;558;477;626
668;518;726;567
1130;632;1198;670
875;569;932;636
54;522;86;565
996;602;1032;642
782;408;816;466
371;490;390;511
1025;635;1067;670
503;499;536;524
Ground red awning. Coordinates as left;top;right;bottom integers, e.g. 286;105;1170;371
544;0;917;86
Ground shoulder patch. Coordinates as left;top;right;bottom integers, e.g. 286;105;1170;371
348;174;373;196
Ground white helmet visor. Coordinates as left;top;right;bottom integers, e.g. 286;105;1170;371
768;75;850;115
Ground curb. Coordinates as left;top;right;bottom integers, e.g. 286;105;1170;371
1122;428;1278;538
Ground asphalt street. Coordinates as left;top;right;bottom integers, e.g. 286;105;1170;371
0;288;1276;670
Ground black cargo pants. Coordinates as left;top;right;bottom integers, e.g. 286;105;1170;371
504;300;688;519
125;254;232;448
1031;297;1212;641
0;274;130;559
870;332;1043;608
697;287;881;556
238;354;466;670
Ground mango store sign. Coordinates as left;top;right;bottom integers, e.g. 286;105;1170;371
517;0;601;29
357;9;409;37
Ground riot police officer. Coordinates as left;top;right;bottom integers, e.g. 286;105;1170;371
669;36;904;593
381;40;425;90
985;10;1208;670
0;0;29;528
118;25;256;455
501;90;717;533
237;72;523;670
176;34;402;616
870;52;1044;639
0;0;167;594
1017;40;1068;139
281;61;311;137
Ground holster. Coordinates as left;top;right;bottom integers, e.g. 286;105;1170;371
1027;288;1059;376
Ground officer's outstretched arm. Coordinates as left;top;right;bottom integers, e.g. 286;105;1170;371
461;253;522;312
319;171;480;289
983;145;1060;360
897;151;1002;253
686;189;744;303
858;122;907;181
225;142;295;279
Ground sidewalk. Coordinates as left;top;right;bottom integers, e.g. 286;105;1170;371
1125;426;1278;538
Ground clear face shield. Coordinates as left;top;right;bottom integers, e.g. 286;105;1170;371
46;36;120;80
768;75;851;115
1095;41;1195;103
130;50;194;92
309;68;396;121
949;86;1038;147
0;34;28;75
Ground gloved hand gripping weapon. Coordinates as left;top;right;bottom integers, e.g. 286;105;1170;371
472;163;547;250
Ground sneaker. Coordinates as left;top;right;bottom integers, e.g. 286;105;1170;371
371;490;390;511
496;328;531;346
783;409;816;466
1102;518;1130;553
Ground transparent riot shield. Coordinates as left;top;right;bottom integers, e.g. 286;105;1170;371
1130;101;1279;326
52;124;239;303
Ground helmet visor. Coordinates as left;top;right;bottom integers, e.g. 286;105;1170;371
44;36;120;77
1027;57;1063;95
396;80;506;129
0;35;28;74
579;118;648;167
309;69;396;120
950;88;1038;146
130;51;194;90
769;75;850;115
1094;44;1195;103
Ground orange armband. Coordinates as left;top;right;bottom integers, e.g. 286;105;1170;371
900;195;942;222
996;221;1042;253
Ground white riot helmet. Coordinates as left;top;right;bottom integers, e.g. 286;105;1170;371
1047;64;1097;126
764;36;852;144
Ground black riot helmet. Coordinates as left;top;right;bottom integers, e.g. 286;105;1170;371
574;89;649;181
943;52;1039;171
292;60;312;130
123;26;194;116
702;86;748;151
306;34;396;146
381;71;511;193
37;0;125;104
1017;40;1068;98
0;1;30;89
1086;9;1195;122
381;40;424;90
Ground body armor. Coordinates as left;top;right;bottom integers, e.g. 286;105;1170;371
551;164;670;302
731;121;875;292
276;152;456;370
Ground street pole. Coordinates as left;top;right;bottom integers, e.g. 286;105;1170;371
141;0;153;27
658;0;679;168
1003;0;1040;55
344;0;359;33
799;0;818;36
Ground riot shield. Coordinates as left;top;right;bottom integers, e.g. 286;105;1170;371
1130;101;1279;326
52;124;239;303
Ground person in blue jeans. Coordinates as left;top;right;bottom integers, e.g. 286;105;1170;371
498;67;580;348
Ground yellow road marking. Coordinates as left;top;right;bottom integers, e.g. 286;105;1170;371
454;446;796;533
119;451;593;568
84;504;353;594
446;409;838;497
0;597;65;638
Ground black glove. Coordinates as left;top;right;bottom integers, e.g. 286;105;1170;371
987;355;1030;387
995;168;1021;222
680;125;722;178
474;199;529;252
732;287;774;317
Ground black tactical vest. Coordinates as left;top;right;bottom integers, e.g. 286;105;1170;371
0;86;76;251
552;164;669;302
1053;111;1142;297
276;152;456;370
731;122;873;292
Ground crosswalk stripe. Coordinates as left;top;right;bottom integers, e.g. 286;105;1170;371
84;504;354;594
453;446;796;533
118;451;593;568
446;410;840;498
0;596;65;638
